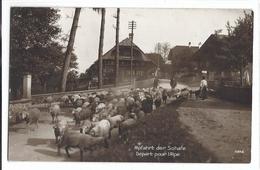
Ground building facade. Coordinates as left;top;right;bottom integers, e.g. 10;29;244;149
86;37;156;86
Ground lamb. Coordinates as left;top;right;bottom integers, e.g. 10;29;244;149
49;104;61;124
57;130;108;161
21;107;41;131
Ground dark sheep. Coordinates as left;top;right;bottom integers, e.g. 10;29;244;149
141;95;153;113
162;89;168;104
118;118;137;142
154;97;162;109
57;130;109;161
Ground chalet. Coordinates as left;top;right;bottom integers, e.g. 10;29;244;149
86;37;156;86
168;44;199;74
145;53;171;78
145;53;164;68
193;34;252;87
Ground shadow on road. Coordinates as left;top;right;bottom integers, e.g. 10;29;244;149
27;138;57;149
34;149;60;158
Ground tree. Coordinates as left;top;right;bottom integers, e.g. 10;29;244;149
154;42;171;62
93;8;106;89
60;8;81;92
225;11;253;86
10;8;62;97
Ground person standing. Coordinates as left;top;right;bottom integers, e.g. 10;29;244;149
170;76;177;89
153;76;159;89
200;76;208;100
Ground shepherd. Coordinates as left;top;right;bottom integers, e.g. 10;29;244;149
170;76;177;89
200;76;208;100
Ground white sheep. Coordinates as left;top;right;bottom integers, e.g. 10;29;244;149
21;107;41;131
49;104;61;124
89;119;111;139
95;103;106;113
60;95;70;105
107;115;124;129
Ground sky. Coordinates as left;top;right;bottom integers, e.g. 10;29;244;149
57;8;250;73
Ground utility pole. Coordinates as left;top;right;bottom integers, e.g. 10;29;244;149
115;8;120;87
128;20;136;85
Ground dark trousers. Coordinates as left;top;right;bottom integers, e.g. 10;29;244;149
200;86;207;99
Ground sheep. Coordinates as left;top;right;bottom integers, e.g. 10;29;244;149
82;102;90;108
89;119;111;139
72;107;82;126
126;96;135;112
154;95;162;109
179;88;190;100
137;110;145;119
69;94;84;108
141;94;153;113
107;115;124;129
118;118;137;142
79;119;93;134
95;103;106;113
49;104;61;124
21;108;41;131
57;130;108;161
53;121;68;144
162;89;168;104
60;95;70;106
80;107;93;120
45;96;53;104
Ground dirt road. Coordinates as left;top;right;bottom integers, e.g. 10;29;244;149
177;97;251;163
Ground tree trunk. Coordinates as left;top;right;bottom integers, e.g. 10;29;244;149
115;8;120;87
60;8;81;92
98;8;106;89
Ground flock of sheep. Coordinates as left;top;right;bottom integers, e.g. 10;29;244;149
9;86;191;161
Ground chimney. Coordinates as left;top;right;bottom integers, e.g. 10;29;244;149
188;42;191;47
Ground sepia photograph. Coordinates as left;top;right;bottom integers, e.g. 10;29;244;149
6;6;253;163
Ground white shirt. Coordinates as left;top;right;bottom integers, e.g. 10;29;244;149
200;79;207;88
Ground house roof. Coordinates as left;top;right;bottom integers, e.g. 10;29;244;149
145;53;164;66
193;34;228;60
102;37;150;62
192;34;232;71
168;45;199;61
